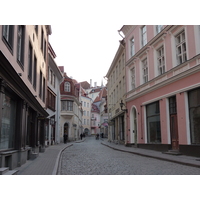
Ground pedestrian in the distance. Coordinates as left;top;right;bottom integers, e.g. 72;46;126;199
80;133;83;140
64;133;68;144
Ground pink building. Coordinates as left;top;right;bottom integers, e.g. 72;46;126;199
120;25;200;156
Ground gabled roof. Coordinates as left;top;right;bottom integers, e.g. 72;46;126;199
80;81;90;89
93;87;107;103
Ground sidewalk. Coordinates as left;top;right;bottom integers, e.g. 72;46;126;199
16;139;85;175
101;139;200;168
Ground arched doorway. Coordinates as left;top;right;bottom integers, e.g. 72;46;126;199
130;107;137;145
64;123;69;136
84;128;90;135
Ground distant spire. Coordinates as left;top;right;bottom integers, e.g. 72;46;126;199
101;79;103;87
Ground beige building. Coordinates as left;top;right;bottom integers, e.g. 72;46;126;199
0;25;51;170
81;95;92;135
106;39;127;144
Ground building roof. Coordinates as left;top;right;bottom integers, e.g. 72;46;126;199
80;81;90;89
93;87;107;103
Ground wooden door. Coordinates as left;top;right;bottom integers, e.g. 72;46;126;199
169;96;179;150
170;114;179;150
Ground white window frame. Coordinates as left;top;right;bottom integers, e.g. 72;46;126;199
141;26;147;47
64;82;71;92
157;46;165;75
130;37;135;57
142;58;148;83
156;25;163;34
175;31;187;65
130;67;136;90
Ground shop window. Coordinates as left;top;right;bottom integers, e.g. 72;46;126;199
188;88;200;144
0;93;16;150
146;101;161;143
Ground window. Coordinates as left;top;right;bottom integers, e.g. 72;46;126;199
146;101;161;143
0;93;16;150
44;39;46;60
28;42;33;81
122;54;125;68
142;58;148;83
156;25;163;34
87;111;89;116
84;102;86;107
64;82;71;92
43;77;45;102
157;46;165;75
141;26;147;47
119;60;121;73
35;25;38;35
41;28;44;51
33;54;37;90
87;103;89;107
130;67;135;90
39;71;42;98
17;25;25;65
130;37;135;57
47;89;56;111
61;101;73;111
176;31;187;65
188;88;200;144
49;69;55;87
2;25;14;50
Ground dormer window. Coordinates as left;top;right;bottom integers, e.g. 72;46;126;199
64;82;71;92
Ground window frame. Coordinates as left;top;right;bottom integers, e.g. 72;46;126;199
141;26;147;47
157;46;165;75
17;25;25;67
175;30;187;65
142;58;148;83
64;82;71;92
130;37;135;57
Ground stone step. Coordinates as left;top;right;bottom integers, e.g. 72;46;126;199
3;170;18;175
0;167;9;175
163;150;182;156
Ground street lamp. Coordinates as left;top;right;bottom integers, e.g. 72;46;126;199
120;100;128;112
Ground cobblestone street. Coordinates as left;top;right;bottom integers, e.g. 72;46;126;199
59;137;200;175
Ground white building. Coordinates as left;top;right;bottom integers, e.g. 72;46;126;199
46;43;63;146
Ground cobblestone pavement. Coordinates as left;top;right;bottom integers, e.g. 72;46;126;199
59;137;200;175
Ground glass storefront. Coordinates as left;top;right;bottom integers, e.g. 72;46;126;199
0;93;16;150
146;101;161;143
188;88;200;144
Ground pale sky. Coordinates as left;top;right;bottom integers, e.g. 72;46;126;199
49;23;122;86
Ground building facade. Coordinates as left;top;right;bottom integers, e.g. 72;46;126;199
91;103;100;135
46;43;63;146
60;70;83;141
120;25;200;156
0;25;51;170
81;94;92;136
106;40;126;144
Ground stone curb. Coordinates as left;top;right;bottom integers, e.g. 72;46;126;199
101;142;200;169
52;144;73;175
54;138;86;175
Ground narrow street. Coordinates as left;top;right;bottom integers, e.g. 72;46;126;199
59;136;200;175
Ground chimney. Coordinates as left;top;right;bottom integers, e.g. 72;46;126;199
94;82;97;87
90;79;92;87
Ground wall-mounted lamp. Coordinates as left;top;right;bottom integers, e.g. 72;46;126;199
120;100;128;112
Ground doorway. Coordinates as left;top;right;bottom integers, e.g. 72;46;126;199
169;96;179;150
131;107;137;144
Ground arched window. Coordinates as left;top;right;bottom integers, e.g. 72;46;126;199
64;82;70;92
